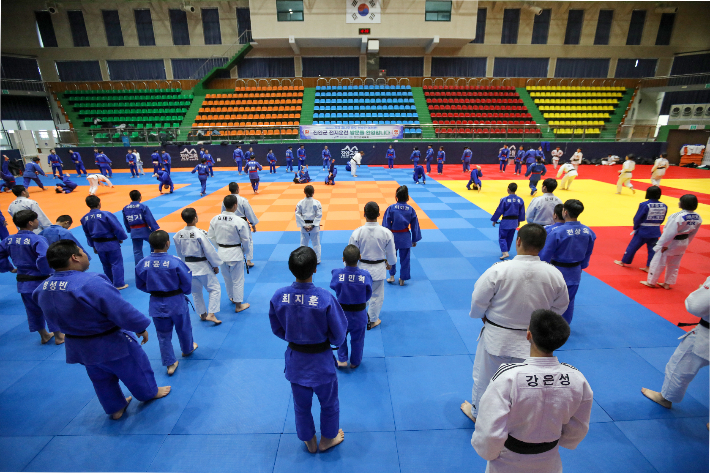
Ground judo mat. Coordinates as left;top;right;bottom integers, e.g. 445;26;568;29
0;164;708;473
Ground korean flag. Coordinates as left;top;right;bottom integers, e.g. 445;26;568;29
346;0;381;23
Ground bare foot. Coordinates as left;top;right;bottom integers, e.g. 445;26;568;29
235;302;250;313
639;267;649;273
154;386;171;399
337;360;348;368
305;435;318;454
247;261;255;268
182;342;198;357
641;388;671;408
167;361;179;375
40;331;54;344
319;429;345;452
369;319;381;329
658;283;671;290
204;313;222;325
386;276;395;284
350;364;359;369
399;279;405;286
111;396;132;420
54;332;65;345
460;401;476;423
632;188;636;194
640;281;656;288
614;260;626;267
116;284;129;290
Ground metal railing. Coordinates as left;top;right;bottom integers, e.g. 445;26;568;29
1;79;46;92
639;72;710;89
189;30;252;81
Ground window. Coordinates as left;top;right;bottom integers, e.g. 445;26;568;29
494;58;549;78
102;10;124;46
626;10;646;45
236;8;253;43
555;58;610;78
169;9;190;45
67;10;90;47
55;61;103;82
531;9;551;45
471;8;486;44
594;10;613;45
425;1;451;22
655;13;675;45
34;11;58;48
615;58;657;78
564;10;584;45
202;8;222;45
432;57;487;77
302;57;359;77
1;56;42;81
276;1;303;21
501;9;520;44
107;59;166;80
134;9;156;46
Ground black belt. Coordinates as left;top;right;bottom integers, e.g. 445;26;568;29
504;435;559;455
485;318;527;331
551;260;581;268
502;215;518;220
149;289;184;297
185;256;207;262
674;234;689;240
341;302;367;312
304;220;314;224
218;243;241;248
16;274;50;282
288;341;332;353
65;326;120;339
360;259;386;264
678;319;709;329
92;237;117;243
657;167;666;170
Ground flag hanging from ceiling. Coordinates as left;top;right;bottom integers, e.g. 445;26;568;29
346;0;381;24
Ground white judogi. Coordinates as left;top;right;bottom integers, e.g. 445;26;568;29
468;255;569;418
616;159;636;193
647;210;702;285
551;149;563;169
350;152;362;177
557;163;578;190
207;212;252;304
661;277;709;403
349;222;397;324
222;193;259;261
509;146;516;162
135;152;143;175
174;225;223;315
86;174;112;195
651;157;670;186
472;357;593;473
8;196;51;233
527;194;563;226
569;152;583;170
295;196;323;263
601;155;619;165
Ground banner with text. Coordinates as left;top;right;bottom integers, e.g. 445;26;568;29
300;124;403;140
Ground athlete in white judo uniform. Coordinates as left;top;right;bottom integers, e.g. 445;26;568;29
569;149;583;170
550;147;563;169
86;173;113;195
295;185;323;264
556;163;578;191
615;155;636;194
221;182;259;268
7;186;52;233
650;153;670;186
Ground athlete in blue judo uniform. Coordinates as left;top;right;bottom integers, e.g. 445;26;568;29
95;150;112;177
490;182;526;259
467;165;483;191
285;146;295;173
233;145;245;174
136;230;197;375
383;185;422;285
55;174;77;194
203;150;215;176
122;190;160;265
425;145;434;173
47;149;63;177
246;156;263;193
322;146;331;170
295;166;311;184
160;150;172;175
82;195;129;289
615;185;668;271
268;149;277;173
155;170;174;194
269;247;348;453
325;159;337;185
413;164;426;184
461;147;472;173
539;199;596;324
33;239;170;419
524;147;537;174
23;157;46;189
513;146;524;175
332;244;372;368
410;147;421;168
386;145;396;168
151;150;162;174
0;210;63;343
69;149;87;175
126;151;138;178
498;145;509;172
0;209;9;239
525;157;547;195
297;145;307;171
192;159;211;196
1;155;15;192
436;146;445;174
40;215;90;260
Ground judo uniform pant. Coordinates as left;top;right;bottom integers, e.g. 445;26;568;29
129;164;138;177
23;177;44;189
529;177;541;193
498;227;516;253
159;182;174;193
351;165;357;177
250;177;259;192
207;164;213;176
647;242;688;285
514;162;522;174
291;380;339;441
622;234;658;266
323;159;329;170
132;238;150;266
616;175;633;193
192;273;221;314
98;249;125;287
463;162;470;172
499;160;507;171
552;158;559;169
285;160;293;172
388;159;394;168
199;177;207;194
153;164;161;174
98;165;112;177
426;161;432;173
222;261;245;304
486;445;562;473
84;336;158;415
300;227;321;263
269;163;276;173
299;160;305;171
467;179;479;190
661;330;709;403
21;292;59;333
152;309;194;366
74;163;87;174
651;170;665;186
471;337;525;418
367;279;385;324
87;176;111;195
560;174;576;190
437;162;443;173
337;309;367;367
163;164;171;174
237;161;243;173
51;164;63;176
389;247;411;280
137;162;144;175
561;284;578;324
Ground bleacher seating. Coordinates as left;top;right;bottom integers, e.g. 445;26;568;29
424;85;540;137
193;86;303;138
313;85;421;137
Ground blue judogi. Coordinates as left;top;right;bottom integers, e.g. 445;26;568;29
545;222;564;234
156;170;174;193
325;166;338;185
192;163;210;195
126;153;138;177
135;252;194;367
48;153;63;176
0;230;58;333
233;148;244;173
203;153;215;176
22;162;46;189
491;195;525;253
322;148;331;169
297;148;306;171
296;169;311;183
467;168;483;190
161;153;172;174
386;148;396;168
525;162;547;194
267;152;277;173
437;150;446;174
331;267;372;367
81;209;128;288
151;152;162;174
425;148;434;173
246;160;263;192
524;150;537;173
70;151;87;175
514;149;524;174
462;149;472;172
621;199;668;267
285;149;294;172
269;282;348;442
122;201;160;265
383;202;422;281
95;153;112;177
40;225;91;261
1;159;15;192
410;150;421;168
0;210;8;239
536;149;545;162
33;270;158;415
539;222;596;324
498;147;509;172
413;165;426;184
56;175;77;193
